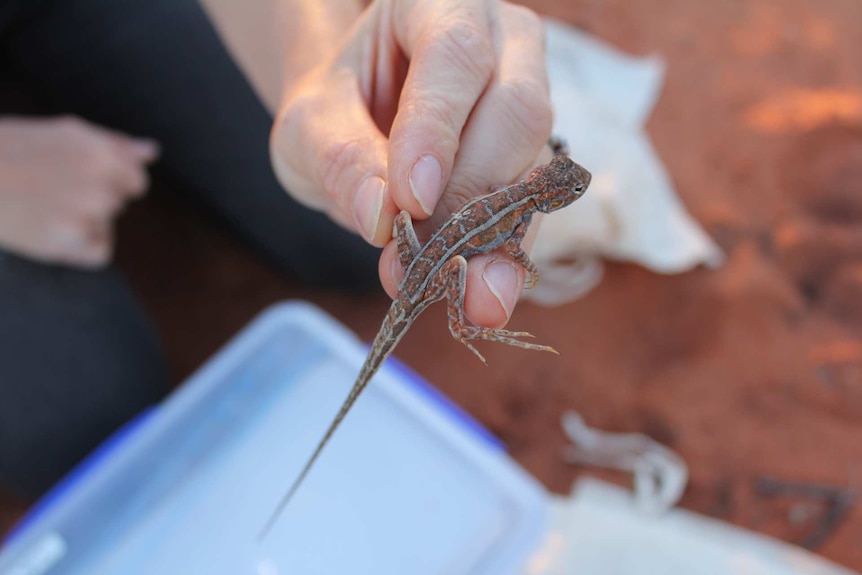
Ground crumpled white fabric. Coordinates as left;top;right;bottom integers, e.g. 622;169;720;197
560;411;688;515
524;20;724;306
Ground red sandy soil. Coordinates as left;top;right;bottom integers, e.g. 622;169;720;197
3;0;862;570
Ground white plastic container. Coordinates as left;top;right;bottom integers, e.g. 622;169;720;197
0;302;547;575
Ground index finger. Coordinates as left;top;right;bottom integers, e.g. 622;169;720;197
387;0;498;218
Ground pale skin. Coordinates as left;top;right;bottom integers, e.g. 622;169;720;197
0;0;552;331
204;0;554;329
0;116;158;268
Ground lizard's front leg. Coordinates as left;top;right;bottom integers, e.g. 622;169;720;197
435;255;558;364
504;220;539;289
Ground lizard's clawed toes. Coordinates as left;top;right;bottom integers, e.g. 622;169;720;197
459;339;488;365
494;329;536;339
453;326;557;357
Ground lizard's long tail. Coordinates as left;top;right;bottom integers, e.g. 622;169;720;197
257;314;401;540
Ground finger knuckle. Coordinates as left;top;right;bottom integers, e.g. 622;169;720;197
434;18;495;79
277;90;315;137
400;98;461;148
271;90;321;192
318;137;369;201
501;77;553;146
269;139;323;211
509;4;544;40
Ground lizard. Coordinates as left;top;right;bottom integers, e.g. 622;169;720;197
259;143;591;539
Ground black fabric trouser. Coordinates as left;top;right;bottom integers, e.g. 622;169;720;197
0;0;379;497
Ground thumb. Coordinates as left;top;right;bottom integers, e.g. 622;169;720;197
271;68;395;246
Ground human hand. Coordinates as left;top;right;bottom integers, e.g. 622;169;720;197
0;116;158;268
271;0;551;328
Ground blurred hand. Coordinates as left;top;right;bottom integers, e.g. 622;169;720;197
0;116;158;268
271;0;552;328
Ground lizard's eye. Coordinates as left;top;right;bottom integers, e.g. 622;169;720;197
575;184;585;192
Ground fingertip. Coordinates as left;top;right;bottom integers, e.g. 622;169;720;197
480;257;520;324
465;254;524;328
408;154;443;216
379;242;403;298
389;135;452;219
129;138;160;162
353;176;387;245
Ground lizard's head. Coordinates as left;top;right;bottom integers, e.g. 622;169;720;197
532;155;591;214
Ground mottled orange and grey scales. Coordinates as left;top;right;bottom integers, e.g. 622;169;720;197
260;143;591;539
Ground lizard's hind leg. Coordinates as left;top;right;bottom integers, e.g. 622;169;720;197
437;256;558;365
394;210;422;271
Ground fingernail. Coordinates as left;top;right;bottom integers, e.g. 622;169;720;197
483;259;520;321
131;139;160;160
353;176;385;243
409;154;442;216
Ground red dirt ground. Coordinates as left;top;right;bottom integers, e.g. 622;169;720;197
3;0;862;570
